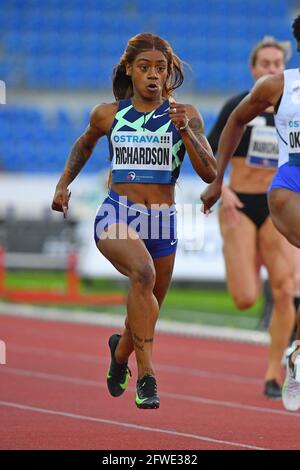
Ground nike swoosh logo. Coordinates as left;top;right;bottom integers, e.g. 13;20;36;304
120;371;130;390
170;240;178;245
135;394;148;405
153;108;170;119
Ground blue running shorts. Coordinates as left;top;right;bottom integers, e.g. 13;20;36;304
94;190;177;259
269;163;300;193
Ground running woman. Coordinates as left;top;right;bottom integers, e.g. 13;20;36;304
207;37;297;399
52;33;216;409
201;15;300;412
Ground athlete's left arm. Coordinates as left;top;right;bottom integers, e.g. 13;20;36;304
169;102;217;183
200;73;283;213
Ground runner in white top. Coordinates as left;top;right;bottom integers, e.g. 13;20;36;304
207;38;297;399
201;14;300;412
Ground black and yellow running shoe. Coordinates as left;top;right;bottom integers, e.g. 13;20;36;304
107;334;131;397
135;374;160;409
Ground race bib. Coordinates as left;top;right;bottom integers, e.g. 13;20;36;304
246;126;279;168
111;131;173;183
287;119;300;165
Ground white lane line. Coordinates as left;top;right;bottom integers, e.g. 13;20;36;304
8;344;263;385
9;343;263;365
0;303;269;344
1;367;298;419
0;400;269;450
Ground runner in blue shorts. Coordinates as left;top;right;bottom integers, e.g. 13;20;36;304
52;33;216;409
201;15;300;412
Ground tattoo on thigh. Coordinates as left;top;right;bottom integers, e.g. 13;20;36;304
133;332;153;350
144;337;153;343
133;333;143;343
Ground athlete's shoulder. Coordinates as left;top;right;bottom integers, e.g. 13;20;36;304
254;73;284;94
90;102;118;130
251;73;284;105
284;67;299;75
90;102;118;121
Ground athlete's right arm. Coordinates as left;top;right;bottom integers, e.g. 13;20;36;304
51;103;113;216
201;74;284;213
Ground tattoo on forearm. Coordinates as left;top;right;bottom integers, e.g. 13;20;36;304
187;117;212;167
67;143;86;179
66;138;94;181
189;117;203;133
189;134;209;167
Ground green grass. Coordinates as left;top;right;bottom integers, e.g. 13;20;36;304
163;288;262;316
160;288;262;329
3;271;263;330
5;271;125;293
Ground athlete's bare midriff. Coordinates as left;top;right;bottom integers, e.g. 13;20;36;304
111;182;175;207
229;157;276;193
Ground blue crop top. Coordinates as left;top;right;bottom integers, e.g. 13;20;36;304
108;98;186;184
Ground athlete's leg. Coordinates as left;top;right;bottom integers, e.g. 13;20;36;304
268;188;300;410
98;223;158;379
153;253;176;305
297;306;300;339
268;188;300;248
258;217;295;383
288;250;300;345
219;207;261;309
114;253;176;364
269;188;300;341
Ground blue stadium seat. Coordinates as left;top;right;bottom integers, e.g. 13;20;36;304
0;0;292;172
0;0;290;93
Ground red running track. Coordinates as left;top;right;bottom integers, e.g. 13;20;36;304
0;314;299;450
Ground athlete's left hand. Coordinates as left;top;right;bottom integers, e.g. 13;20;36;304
200;180;222;214
169;102;189;131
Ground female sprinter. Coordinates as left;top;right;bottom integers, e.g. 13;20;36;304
52;33;216;409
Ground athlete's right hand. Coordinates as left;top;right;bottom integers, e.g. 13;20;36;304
51;185;71;218
220;186;244;226
200;180;222;214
